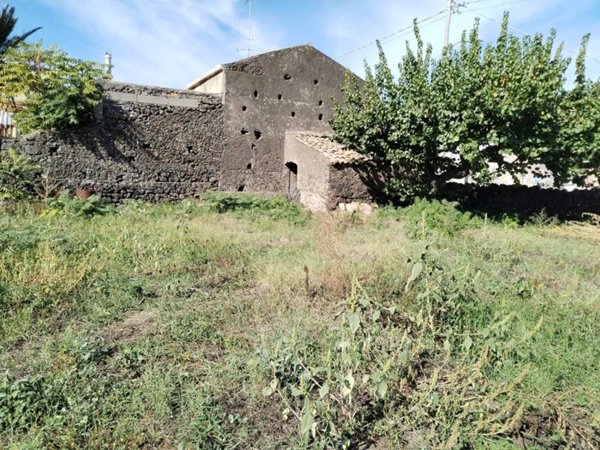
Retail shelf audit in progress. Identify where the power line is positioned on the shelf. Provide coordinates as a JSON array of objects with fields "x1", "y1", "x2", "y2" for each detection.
[
  {"x1": 464, "y1": 0, "x2": 529, "y2": 14},
  {"x1": 336, "y1": 9, "x2": 446, "y2": 59}
]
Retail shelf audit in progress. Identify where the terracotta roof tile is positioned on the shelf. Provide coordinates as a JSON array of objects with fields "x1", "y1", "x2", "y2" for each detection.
[{"x1": 291, "y1": 132, "x2": 369, "y2": 164}]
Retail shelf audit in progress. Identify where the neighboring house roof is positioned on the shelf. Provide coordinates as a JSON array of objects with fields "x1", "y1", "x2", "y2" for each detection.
[
  {"x1": 186, "y1": 64, "x2": 224, "y2": 91},
  {"x1": 290, "y1": 132, "x2": 370, "y2": 164}
]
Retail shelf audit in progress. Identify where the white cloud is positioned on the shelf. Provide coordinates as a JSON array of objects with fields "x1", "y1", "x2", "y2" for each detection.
[
  {"x1": 38, "y1": 0, "x2": 600, "y2": 86},
  {"x1": 42, "y1": 0, "x2": 283, "y2": 87}
]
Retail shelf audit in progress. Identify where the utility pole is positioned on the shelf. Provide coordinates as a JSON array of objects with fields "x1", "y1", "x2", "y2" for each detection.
[
  {"x1": 444, "y1": 0, "x2": 464, "y2": 49},
  {"x1": 443, "y1": 0, "x2": 453, "y2": 48}
]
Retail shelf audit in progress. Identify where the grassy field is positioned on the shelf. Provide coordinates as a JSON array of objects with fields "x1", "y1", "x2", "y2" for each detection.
[{"x1": 0, "y1": 195, "x2": 598, "y2": 449}]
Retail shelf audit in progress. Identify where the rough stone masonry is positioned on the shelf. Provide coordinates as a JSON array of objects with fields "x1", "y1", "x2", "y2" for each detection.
[{"x1": 1, "y1": 81, "x2": 226, "y2": 203}]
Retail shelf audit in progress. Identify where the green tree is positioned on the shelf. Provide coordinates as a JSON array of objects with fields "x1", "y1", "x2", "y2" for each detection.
[
  {"x1": 0, "y1": 42, "x2": 103, "y2": 133},
  {"x1": 331, "y1": 13, "x2": 599, "y2": 203},
  {"x1": 0, "y1": 4, "x2": 40, "y2": 59}
]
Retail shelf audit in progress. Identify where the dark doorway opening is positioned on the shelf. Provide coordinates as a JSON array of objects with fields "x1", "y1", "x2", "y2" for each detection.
[{"x1": 285, "y1": 162, "x2": 298, "y2": 200}]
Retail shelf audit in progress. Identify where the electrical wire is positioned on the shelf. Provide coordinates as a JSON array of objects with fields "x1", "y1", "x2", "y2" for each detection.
[{"x1": 336, "y1": 9, "x2": 446, "y2": 59}]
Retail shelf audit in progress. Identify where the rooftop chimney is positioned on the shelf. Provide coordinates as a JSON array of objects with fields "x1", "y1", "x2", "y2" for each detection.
[{"x1": 103, "y1": 52, "x2": 113, "y2": 78}]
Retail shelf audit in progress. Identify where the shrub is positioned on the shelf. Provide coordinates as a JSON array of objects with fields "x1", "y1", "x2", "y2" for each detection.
[
  {"x1": 44, "y1": 191, "x2": 114, "y2": 217},
  {"x1": 201, "y1": 192, "x2": 309, "y2": 224},
  {"x1": 0, "y1": 149, "x2": 39, "y2": 201},
  {"x1": 0, "y1": 43, "x2": 103, "y2": 133},
  {"x1": 396, "y1": 198, "x2": 479, "y2": 238},
  {"x1": 0, "y1": 374, "x2": 49, "y2": 432}
]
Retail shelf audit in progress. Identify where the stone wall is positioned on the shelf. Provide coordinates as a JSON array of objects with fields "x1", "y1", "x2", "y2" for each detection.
[
  {"x1": 442, "y1": 183, "x2": 600, "y2": 220},
  {"x1": 1, "y1": 81, "x2": 225, "y2": 202},
  {"x1": 328, "y1": 163, "x2": 382, "y2": 208}
]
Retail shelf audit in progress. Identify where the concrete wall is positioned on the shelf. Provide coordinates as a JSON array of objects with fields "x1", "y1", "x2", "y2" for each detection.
[
  {"x1": 1, "y1": 81, "x2": 225, "y2": 202},
  {"x1": 220, "y1": 45, "x2": 349, "y2": 193}
]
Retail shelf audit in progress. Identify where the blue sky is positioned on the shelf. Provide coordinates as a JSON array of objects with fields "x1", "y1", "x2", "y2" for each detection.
[{"x1": 8, "y1": 0, "x2": 600, "y2": 88}]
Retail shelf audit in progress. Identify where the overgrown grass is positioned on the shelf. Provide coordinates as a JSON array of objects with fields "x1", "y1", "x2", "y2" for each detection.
[{"x1": 0, "y1": 195, "x2": 598, "y2": 449}]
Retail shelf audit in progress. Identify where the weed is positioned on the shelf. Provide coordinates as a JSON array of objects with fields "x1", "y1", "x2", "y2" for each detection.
[
  {"x1": 43, "y1": 191, "x2": 114, "y2": 217},
  {"x1": 382, "y1": 198, "x2": 480, "y2": 238},
  {"x1": 0, "y1": 150, "x2": 40, "y2": 201},
  {"x1": 201, "y1": 192, "x2": 309, "y2": 224},
  {"x1": 0, "y1": 200, "x2": 597, "y2": 449}
]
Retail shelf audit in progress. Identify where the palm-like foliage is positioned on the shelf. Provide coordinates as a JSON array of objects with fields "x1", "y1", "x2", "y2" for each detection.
[{"x1": 0, "y1": 4, "x2": 40, "y2": 58}]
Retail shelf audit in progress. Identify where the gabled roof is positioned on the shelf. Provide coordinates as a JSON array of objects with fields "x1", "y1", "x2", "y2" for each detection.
[
  {"x1": 290, "y1": 132, "x2": 370, "y2": 164},
  {"x1": 187, "y1": 44, "x2": 352, "y2": 91}
]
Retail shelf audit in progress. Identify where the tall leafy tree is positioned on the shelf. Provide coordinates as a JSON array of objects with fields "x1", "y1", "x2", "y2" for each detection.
[
  {"x1": 331, "y1": 13, "x2": 599, "y2": 203},
  {"x1": 0, "y1": 42, "x2": 103, "y2": 133},
  {"x1": 0, "y1": 4, "x2": 40, "y2": 59}
]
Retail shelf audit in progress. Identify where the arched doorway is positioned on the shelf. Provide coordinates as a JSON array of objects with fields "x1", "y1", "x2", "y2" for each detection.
[{"x1": 285, "y1": 162, "x2": 298, "y2": 200}]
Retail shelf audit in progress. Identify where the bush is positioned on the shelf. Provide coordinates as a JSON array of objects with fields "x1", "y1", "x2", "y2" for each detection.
[
  {"x1": 0, "y1": 149, "x2": 39, "y2": 201},
  {"x1": 0, "y1": 374, "x2": 49, "y2": 431},
  {"x1": 201, "y1": 192, "x2": 309, "y2": 224},
  {"x1": 44, "y1": 191, "x2": 114, "y2": 218},
  {"x1": 0, "y1": 43, "x2": 103, "y2": 133},
  {"x1": 386, "y1": 198, "x2": 479, "y2": 238}
]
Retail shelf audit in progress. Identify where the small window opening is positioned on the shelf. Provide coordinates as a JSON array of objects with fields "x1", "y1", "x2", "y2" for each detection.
[
  {"x1": 238, "y1": 185, "x2": 245, "y2": 192},
  {"x1": 283, "y1": 74, "x2": 292, "y2": 80},
  {"x1": 241, "y1": 128, "x2": 249, "y2": 135},
  {"x1": 277, "y1": 94, "x2": 282, "y2": 100},
  {"x1": 247, "y1": 163, "x2": 253, "y2": 169},
  {"x1": 318, "y1": 100, "x2": 323, "y2": 106},
  {"x1": 254, "y1": 130, "x2": 262, "y2": 140},
  {"x1": 291, "y1": 111, "x2": 296, "y2": 118},
  {"x1": 242, "y1": 105, "x2": 247, "y2": 111},
  {"x1": 318, "y1": 113, "x2": 323, "y2": 121},
  {"x1": 313, "y1": 79, "x2": 319, "y2": 85},
  {"x1": 253, "y1": 90, "x2": 258, "y2": 97}
]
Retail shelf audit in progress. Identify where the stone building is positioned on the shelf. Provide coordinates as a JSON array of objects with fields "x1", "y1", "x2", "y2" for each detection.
[
  {"x1": 187, "y1": 44, "x2": 350, "y2": 194},
  {"x1": 284, "y1": 132, "x2": 379, "y2": 212},
  {"x1": 1, "y1": 44, "x2": 379, "y2": 208}
]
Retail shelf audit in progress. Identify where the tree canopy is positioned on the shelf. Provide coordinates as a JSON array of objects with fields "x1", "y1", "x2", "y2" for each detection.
[
  {"x1": 0, "y1": 42, "x2": 103, "y2": 133},
  {"x1": 0, "y1": 4, "x2": 40, "y2": 59},
  {"x1": 331, "y1": 13, "x2": 600, "y2": 203}
]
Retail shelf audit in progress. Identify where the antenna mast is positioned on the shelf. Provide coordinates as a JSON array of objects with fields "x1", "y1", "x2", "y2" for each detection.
[{"x1": 247, "y1": 0, "x2": 253, "y2": 57}]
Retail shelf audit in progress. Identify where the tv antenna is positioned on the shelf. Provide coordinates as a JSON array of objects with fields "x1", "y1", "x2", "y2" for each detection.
[{"x1": 245, "y1": 0, "x2": 253, "y2": 57}]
